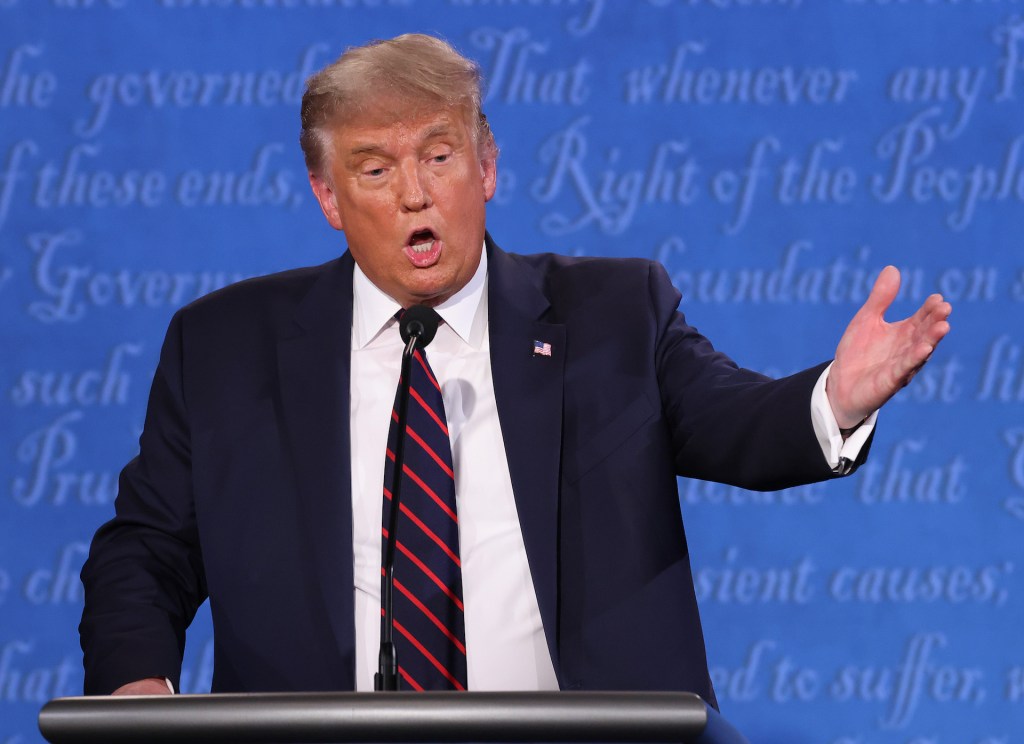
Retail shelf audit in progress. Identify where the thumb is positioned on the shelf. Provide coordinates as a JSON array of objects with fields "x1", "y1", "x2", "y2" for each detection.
[{"x1": 859, "y1": 265, "x2": 901, "y2": 320}]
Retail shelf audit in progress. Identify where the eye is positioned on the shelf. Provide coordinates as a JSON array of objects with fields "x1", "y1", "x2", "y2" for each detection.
[
  {"x1": 426, "y1": 146, "x2": 453, "y2": 165},
  {"x1": 356, "y1": 158, "x2": 388, "y2": 178}
]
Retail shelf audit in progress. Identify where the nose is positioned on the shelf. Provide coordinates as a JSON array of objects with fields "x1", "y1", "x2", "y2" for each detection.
[{"x1": 397, "y1": 159, "x2": 431, "y2": 212}]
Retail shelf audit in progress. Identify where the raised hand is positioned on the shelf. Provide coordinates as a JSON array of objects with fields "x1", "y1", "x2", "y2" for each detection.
[{"x1": 826, "y1": 265, "x2": 952, "y2": 429}]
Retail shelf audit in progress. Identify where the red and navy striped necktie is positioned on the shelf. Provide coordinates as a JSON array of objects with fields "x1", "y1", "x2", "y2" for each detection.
[{"x1": 381, "y1": 327, "x2": 468, "y2": 691}]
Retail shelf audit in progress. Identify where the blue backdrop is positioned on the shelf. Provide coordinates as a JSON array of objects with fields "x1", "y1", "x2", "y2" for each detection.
[{"x1": 2, "y1": 1, "x2": 1023, "y2": 742}]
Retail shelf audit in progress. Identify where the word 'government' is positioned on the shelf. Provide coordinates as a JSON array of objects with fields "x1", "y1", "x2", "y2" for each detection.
[
  {"x1": 75, "y1": 44, "x2": 329, "y2": 137},
  {"x1": 27, "y1": 229, "x2": 251, "y2": 322}
]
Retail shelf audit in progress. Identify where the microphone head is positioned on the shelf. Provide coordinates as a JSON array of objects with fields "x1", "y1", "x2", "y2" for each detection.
[{"x1": 399, "y1": 305, "x2": 440, "y2": 348}]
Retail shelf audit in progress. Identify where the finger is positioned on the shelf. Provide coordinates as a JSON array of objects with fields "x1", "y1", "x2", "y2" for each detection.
[
  {"x1": 910, "y1": 302, "x2": 952, "y2": 345},
  {"x1": 930, "y1": 299, "x2": 952, "y2": 322},
  {"x1": 893, "y1": 341, "x2": 935, "y2": 383},
  {"x1": 904, "y1": 293, "x2": 944, "y2": 328},
  {"x1": 912, "y1": 340, "x2": 938, "y2": 369},
  {"x1": 919, "y1": 294, "x2": 951, "y2": 323},
  {"x1": 859, "y1": 265, "x2": 901, "y2": 319},
  {"x1": 922, "y1": 318, "x2": 951, "y2": 347},
  {"x1": 901, "y1": 298, "x2": 951, "y2": 344},
  {"x1": 916, "y1": 293, "x2": 943, "y2": 318},
  {"x1": 901, "y1": 322, "x2": 948, "y2": 373},
  {"x1": 901, "y1": 358, "x2": 927, "y2": 388}
]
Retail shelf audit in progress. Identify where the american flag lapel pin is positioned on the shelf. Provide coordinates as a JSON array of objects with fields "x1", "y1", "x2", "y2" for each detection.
[{"x1": 533, "y1": 339, "x2": 553, "y2": 357}]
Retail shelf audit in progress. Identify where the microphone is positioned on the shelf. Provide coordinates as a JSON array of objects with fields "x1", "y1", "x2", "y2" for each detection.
[
  {"x1": 398, "y1": 304, "x2": 440, "y2": 347},
  {"x1": 375, "y1": 304, "x2": 441, "y2": 692}
]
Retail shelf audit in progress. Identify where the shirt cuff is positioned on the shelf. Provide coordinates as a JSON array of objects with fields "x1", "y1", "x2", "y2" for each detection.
[
  {"x1": 811, "y1": 362, "x2": 877, "y2": 475},
  {"x1": 164, "y1": 677, "x2": 175, "y2": 694}
]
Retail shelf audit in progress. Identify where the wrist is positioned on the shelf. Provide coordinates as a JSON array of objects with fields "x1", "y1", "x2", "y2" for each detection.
[{"x1": 825, "y1": 367, "x2": 865, "y2": 430}]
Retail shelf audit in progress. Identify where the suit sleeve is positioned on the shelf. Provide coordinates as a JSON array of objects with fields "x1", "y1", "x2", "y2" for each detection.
[
  {"x1": 648, "y1": 262, "x2": 869, "y2": 490},
  {"x1": 79, "y1": 310, "x2": 208, "y2": 695}
]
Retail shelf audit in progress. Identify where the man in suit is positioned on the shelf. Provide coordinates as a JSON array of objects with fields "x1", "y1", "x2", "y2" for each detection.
[{"x1": 80, "y1": 34, "x2": 951, "y2": 702}]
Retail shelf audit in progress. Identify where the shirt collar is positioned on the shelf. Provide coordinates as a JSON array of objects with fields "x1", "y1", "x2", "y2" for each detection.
[{"x1": 351, "y1": 246, "x2": 488, "y2": 349}]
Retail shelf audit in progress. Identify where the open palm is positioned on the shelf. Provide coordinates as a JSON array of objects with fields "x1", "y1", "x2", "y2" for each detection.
[{"x1": 827, "y1": 266, "x2": 952, "y2": 429}]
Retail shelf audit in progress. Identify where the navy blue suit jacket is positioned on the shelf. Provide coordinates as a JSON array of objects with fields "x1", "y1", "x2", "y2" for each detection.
[{"x1": 81, "y1": 239, "x2": 855, "y2": 703}]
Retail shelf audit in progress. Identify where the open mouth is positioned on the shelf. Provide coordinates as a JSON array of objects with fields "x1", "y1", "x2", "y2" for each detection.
[
  {"x1": 404, "y1": 228, "x2": 442, "y2": 268},
  {"x1": 408, "y1": 228, "x2": 437, "y2": 254}
]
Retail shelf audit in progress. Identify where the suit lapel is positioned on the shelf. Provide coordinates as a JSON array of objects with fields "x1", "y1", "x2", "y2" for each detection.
[
  {"x1": 276, "y1": 254, "x2": 356, "y2": 685},
  {"x1": 486, "y1": 239, "x2": 566, "y2": 678}
]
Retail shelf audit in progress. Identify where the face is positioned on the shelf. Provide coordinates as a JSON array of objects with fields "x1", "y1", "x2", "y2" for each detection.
[{"x1": 309, "y1": 103, "x2": 497, "y2": 308}]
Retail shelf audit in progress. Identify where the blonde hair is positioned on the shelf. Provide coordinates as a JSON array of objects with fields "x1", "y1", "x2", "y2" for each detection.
[{"x1": 300, "y1": 33, "x2": 496, "y2": 175}]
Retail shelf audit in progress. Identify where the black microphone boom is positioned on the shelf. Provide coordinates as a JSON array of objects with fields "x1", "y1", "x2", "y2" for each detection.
[{"x1": 375, "y1": 304, "x2": 441, "y2": 692}]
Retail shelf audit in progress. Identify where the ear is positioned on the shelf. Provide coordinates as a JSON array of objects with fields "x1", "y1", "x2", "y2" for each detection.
[
  {"x1": 309, "y1": 172, "x2": 344, "y2": 231},
  {"x1": 480, "y1": 155, "x2": 498, "y2": 203}
]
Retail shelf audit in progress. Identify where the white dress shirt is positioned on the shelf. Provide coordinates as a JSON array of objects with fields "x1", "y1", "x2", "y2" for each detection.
[
  {"x1": 347, "y1": 249, "x2": 874, "y2": 691},
  {"x1": 350, "y1": 251, "x2": 560, "y2": 691}
]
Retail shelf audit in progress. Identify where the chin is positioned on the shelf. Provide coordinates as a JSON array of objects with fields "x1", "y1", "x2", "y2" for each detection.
[{"x1": 405, "y1": 278, "x2": 456, "y2": 306}]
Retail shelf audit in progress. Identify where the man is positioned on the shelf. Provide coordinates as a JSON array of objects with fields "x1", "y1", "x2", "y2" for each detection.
[{"x1": 80, "y1": 34, "x2": 951, "y2": 702}]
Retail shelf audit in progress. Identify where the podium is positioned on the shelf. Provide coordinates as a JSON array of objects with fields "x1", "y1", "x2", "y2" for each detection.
[{"x1": 39, "y1": 691, "x2": 749, "y2": 743}]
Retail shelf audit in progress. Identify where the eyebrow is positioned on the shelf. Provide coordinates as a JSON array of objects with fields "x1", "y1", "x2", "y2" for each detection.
[
  {"x1": 346, "y1": 123, "x2": 460, "y2": 159},
  {"x1": 421, "y1": 123, "x2": 456, "y2": 142},
  {"x1": 347, "y1": 144, "x2": 387, "y2": 158}
]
